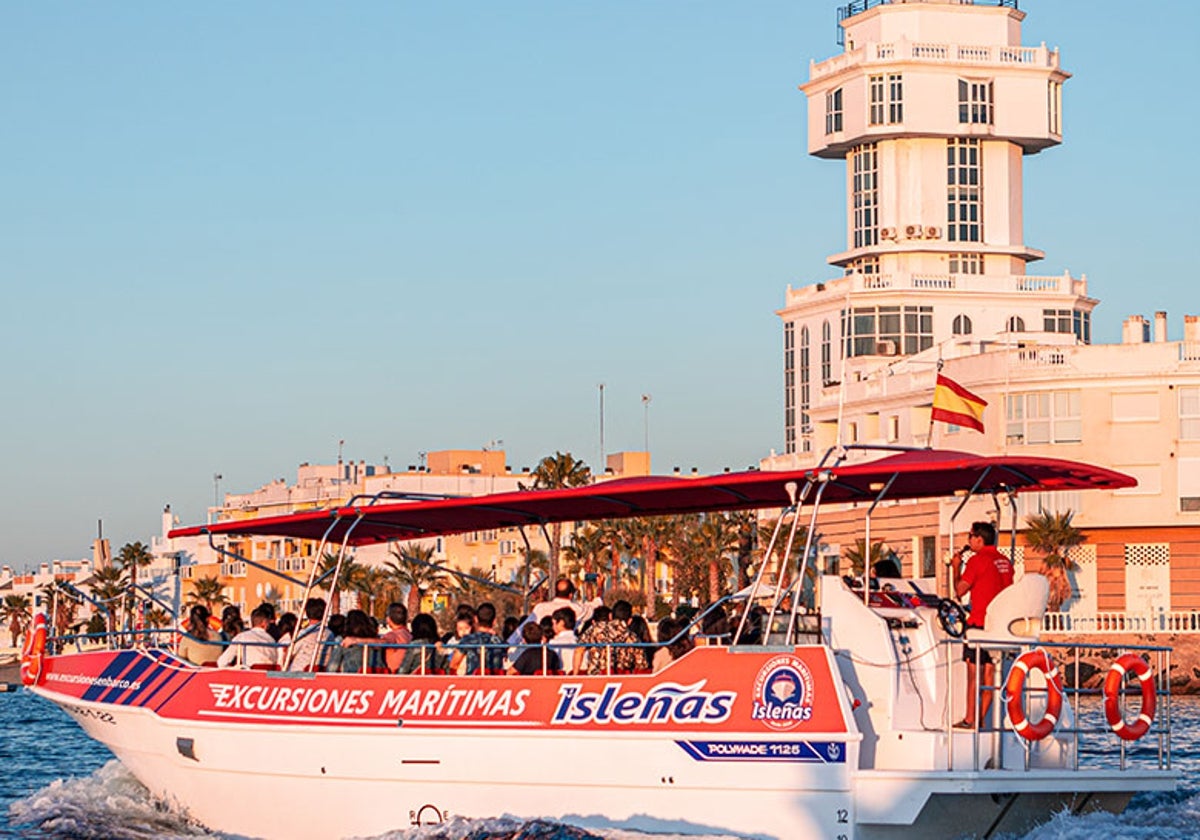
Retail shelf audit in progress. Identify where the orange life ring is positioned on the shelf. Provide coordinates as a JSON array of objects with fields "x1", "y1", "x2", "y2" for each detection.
[
  {"x1": 19, "y1": 613, "x2": 47, "y2": 687},
  {"x1": 1005, "y1": 649, "x2": 1063, "y2": 740},
  {"x1": 1103, "y1": 653, "x2": 1156, "y2": 741}
]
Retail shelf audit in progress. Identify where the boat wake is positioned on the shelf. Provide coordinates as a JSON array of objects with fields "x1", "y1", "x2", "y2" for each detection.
[
  {"x1": 7, "y1": 760, "x2": 214, "y2": 839},
  {"x1": 1014, "y1": 788, "x2": 1200, "y2": 840},
  {"x1": 7, "y1": 758, "x2": 1196, "y2": 840},
  {"x1": 4, "y1": 760, "x2": 736, "y2": 840}
]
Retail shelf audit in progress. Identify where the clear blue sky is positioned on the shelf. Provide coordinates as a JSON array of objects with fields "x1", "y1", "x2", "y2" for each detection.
[{"x1": 1, "y1": 1, "x2": 1194, "y2": 567}]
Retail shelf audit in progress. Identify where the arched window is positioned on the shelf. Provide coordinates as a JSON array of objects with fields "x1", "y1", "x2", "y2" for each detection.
[
  {"x1": 800, "y1": 327, "x2": 811, "y2": 437},
  {"x1": 1007, "y1": 316, "x2": 1025, "y2": 332},
  {"x1": 820, "y1": 321, "x2": 832, "y2": 384},
  {"x1": 952, "y1": 314, "x2": 973, "y2": 336}
]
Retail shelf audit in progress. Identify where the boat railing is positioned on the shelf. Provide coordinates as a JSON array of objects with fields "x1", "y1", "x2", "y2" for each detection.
[{"x1": 945, "y1": 636, "x2": 1171, "y2": 774}]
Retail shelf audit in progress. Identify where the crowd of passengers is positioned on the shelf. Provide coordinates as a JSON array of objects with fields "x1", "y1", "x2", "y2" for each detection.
[{"x1": 175, "y1": 578, "x2": 762, "y2": 675}]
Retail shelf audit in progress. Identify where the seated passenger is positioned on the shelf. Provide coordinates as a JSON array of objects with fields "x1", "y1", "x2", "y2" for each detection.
[
  {"x1": 177, "y1": 605, "x2": 225, "y2": 665},
  {"x1": 450, "y1": 602, "x2": 505, "y2": 674},
  {"x1": 548, "y1": 607, "x2": 578, "y2": 667},
  {"x1": 873, "y1": 554, "x2": 902, "y2": 579},
  {"x1": 573, "y1": 599, "x2": 639, "y2": 675},
  {"x1": 698, "y1": 605, "x2": 731, "y2": 645},
  {"x1": 397, "y1": 613, "x2": 444, "y2": 675},
  {"x1": 338, "y1": 609, "x2": 380, "y2": 674},
  {"x1": 628, "y1": 614, "x2": 653, "y2": 671},
  {"x1": 218, "y1": 604, "x2": 278, "y2": 669},
  {"x1": 287, "y1": 598, "x2": 336, "y2": 671},
  {"x1": 380, "y1": 603, "x2": 412, "y2": 674},
  {"x1": 507, "y1": 622, "x2": 561, "y2": 675},
  {"x1": 652, "y1": 616, "x2": 694, "y2": 672}
]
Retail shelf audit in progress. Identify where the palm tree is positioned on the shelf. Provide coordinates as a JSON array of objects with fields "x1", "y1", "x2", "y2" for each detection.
[
  {"x1": 145, "y1": 607, "x2": 172, "y2": 630},
  {"x1": 38, "y1": 581, "x2": 77, "y2": 638},
  {"x1": 561, "y1": 526, "x2": 602, "y2": 582},
  {"x1": 525, "y1": 451, "x2": 591, "y2": 589},
  {"x1": 1023, "y1": 510, "x2": 1086, "y2": 611},
  {"x1": 115, "y1": 541, "x2": 154, "y2": 630},
  {"x1": 448, "y1": 566, "x2": 496, "y2": 607},
  {"x1": 843, "y1": 538, "x2": 888, "y2": 578},
  {"x1": 516, "y1": 547, "x2": 549, "y2": 596},
  {"x1": 315, "y1": 552, "x2": 364, "y2": 615},
  {"x1": 694, "y1": 514, "x2": 742, "y2": 604},
  {"x1": 351, "y1": 567, "x2": 390, "y2": 618},
  {"x1": 595, "y1": 518, "x2": 634, "y2": 596},
  {"x1": 186, "y1": 574, "x2": 229, "y2": 613},
  {"x1": 1, "y1": 593, "x2": 31, "y2": 648},
  {"x1": 664, "y1": 514, "x2": 706, "y2": 605},
  {"x1": 386, "y1": 544, "x2": 447, "y2": 617},
  {"x1": 90, "y1": 565, "x2": 127, "y2": 634}
]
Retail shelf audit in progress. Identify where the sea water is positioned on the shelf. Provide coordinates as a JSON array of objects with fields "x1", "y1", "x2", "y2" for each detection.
[{"x1": 2, "y1": 689, "x2": 1196, "y2": 840}]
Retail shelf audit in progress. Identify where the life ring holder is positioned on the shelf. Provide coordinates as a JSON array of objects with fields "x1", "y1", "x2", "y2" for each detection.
[
  {"x1": 1103, "y1": 653, "x2": 1156, "y2": 741},
  {"x1": 1004, "y1": 648, "x2": 1064, "y2": 740}
]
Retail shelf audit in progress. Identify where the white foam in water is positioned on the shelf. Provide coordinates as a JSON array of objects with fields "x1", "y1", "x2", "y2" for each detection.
[
  {"x1": 8, "y1": 759, "x2": 216, "y2": 840},
  {"x1": 1014, "y1": 790, "x2": 1200, "y2": 840},
  {"x1": 358, "y1": 816, "x2": 742, "y2": 840}
]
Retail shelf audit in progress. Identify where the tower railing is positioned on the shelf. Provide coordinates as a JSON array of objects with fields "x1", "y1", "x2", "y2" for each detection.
[
  {"x1": 837, "y1": 0, "x2": 1018, "y2": 46},
  {"x1": 814, "y1": 40, "x2": 1057, "y2": 80}
]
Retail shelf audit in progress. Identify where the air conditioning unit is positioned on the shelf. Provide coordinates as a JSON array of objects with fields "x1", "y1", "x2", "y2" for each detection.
[
  {"x1": 905, "y1": 224, "x2": 923, "y2": 239},
  {"x1": 926, "y1": 225, "x2": 941, "y2": 239},
  {"x1": 880, "y1": 226, "x2": 896, "y2": 240},
  {"x1": 875, "y1": 340, "x2": 898, "y2": 356}
]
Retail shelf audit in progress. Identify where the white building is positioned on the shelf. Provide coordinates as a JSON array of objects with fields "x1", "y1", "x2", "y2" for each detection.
[{"x1": 774, "y1": 0, "x2": 1200, "y2": 625}]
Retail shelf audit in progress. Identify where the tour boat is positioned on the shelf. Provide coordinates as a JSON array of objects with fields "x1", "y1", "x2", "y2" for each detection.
[{"x1": 23, "y1": 448, "x2": 1175, "y2": 839}]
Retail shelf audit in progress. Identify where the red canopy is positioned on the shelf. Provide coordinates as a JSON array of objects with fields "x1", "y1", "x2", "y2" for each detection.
[{"x1": 169, "y1": 450, "x2": 1134, "y2": 546}]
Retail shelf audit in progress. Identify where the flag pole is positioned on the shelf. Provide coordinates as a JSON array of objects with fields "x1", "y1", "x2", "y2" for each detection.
[{"x1": 926, "y1": 358, "x2": 943, "y2": 448}]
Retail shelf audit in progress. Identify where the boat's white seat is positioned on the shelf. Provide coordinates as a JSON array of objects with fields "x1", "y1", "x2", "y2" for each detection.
[{"x1": 964, "y1": 573, "x2": 1049, "y2": 646}]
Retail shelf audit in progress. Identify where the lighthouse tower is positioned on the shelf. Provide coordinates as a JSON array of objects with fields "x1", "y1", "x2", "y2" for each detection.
[{"x1": 780, "y1": 0, "x2": 1083, "y2": 456}]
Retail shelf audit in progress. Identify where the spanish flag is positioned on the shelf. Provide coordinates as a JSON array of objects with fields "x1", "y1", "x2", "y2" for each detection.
[{"x1": 931, "y1": 374, "x2": 987, "y2": 432}]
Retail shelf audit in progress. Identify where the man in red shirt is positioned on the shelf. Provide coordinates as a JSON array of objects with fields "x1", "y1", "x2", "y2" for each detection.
[{"x1": 950, "y1": 521, "x2": 1013, "y2": 728}]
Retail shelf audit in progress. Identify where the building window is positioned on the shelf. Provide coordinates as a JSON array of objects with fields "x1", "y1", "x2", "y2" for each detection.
[
  {"x1": 919, "y1": 535, "x2": 936, "y2": 579},
  {"x1": 869, "y1": 74, "x2": 903, "y2": 126},
  {"x1": 949, "y1": 253, "x2": 982, "y2": 274},
  {"x1": 1181, "y1": 458, "x2": 1200, "y2": 512},
  {"x1": 847, "y1": 256, "x2": 879, "y2": 275},
  {"x1": 947, "y1": 139, "x2": 981, "y2": 242},
  {"x1": 1043, "y1": 308, "x2": 1091, "y2": 343},
  {"x1": 886, "y1": 415, "x2": 900, "y2": 443},
  {"x1": 958, "y1": 79, "x2": 994, "y2": 124},
  {"x1": 800, "y1": 326, "x2": 811, "y2": 439},
  {"x1": 1005, "y1": 391, "x2": 1082, "y2": 445},
  {"x1": 821, "y1": 320, "x2": 833, "y2": 385},
  {"x1": 851, "y1": 144, "x2": 879, "y2": 249},
  {"x1": 1182, "y1": 387, "x2": 1200, "y2": 440},
  {"x1": 784, "y1": 322, "x2": 795, "y2": 454},
  {"x1": 952, "y1": 314, "x2": 973, "y2": 336},
  {"x1": 1007, "y1": 316, "x2": 1025, "y2": 332},
  {"x1": 889, "y1": 74, "x2": 903, "y2": 123},
  {"x1": 843, "y1": 305, "x2": 932, "y2": 357},
  {"x1": 869, "y1": 75, "x2": 884, "y2": 125},
  {"x1": 826, "y1": 87, "x2": 843, "y2": 134},
  {"x1": 1048, "y1": 80, "x2": 1062, "y2": 134}
]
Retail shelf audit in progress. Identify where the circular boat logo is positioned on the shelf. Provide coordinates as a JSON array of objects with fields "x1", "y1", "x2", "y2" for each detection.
[{"x1": 752, "y1": 655, "x2": 815, "y2": 731}]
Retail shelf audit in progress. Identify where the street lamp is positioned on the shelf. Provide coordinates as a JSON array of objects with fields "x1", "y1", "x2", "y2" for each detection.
[
  {"x1": 641, "y1": 394, "x2": 652, "y2": 455},
  {"x1": 211, "y1": 473, "x2": 223, "y2": 523},
  {"x1": 598, "y1": 383, "x2": 606, "y2": 472}
]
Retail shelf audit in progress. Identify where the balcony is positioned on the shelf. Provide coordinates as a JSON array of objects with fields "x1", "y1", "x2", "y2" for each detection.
[
  {"x1": 785, "y1": 271, "x2": 1085, "y2": 307},
  {"x1": 813, "y1": 39, "x2": 1057, "y2": 83}
]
